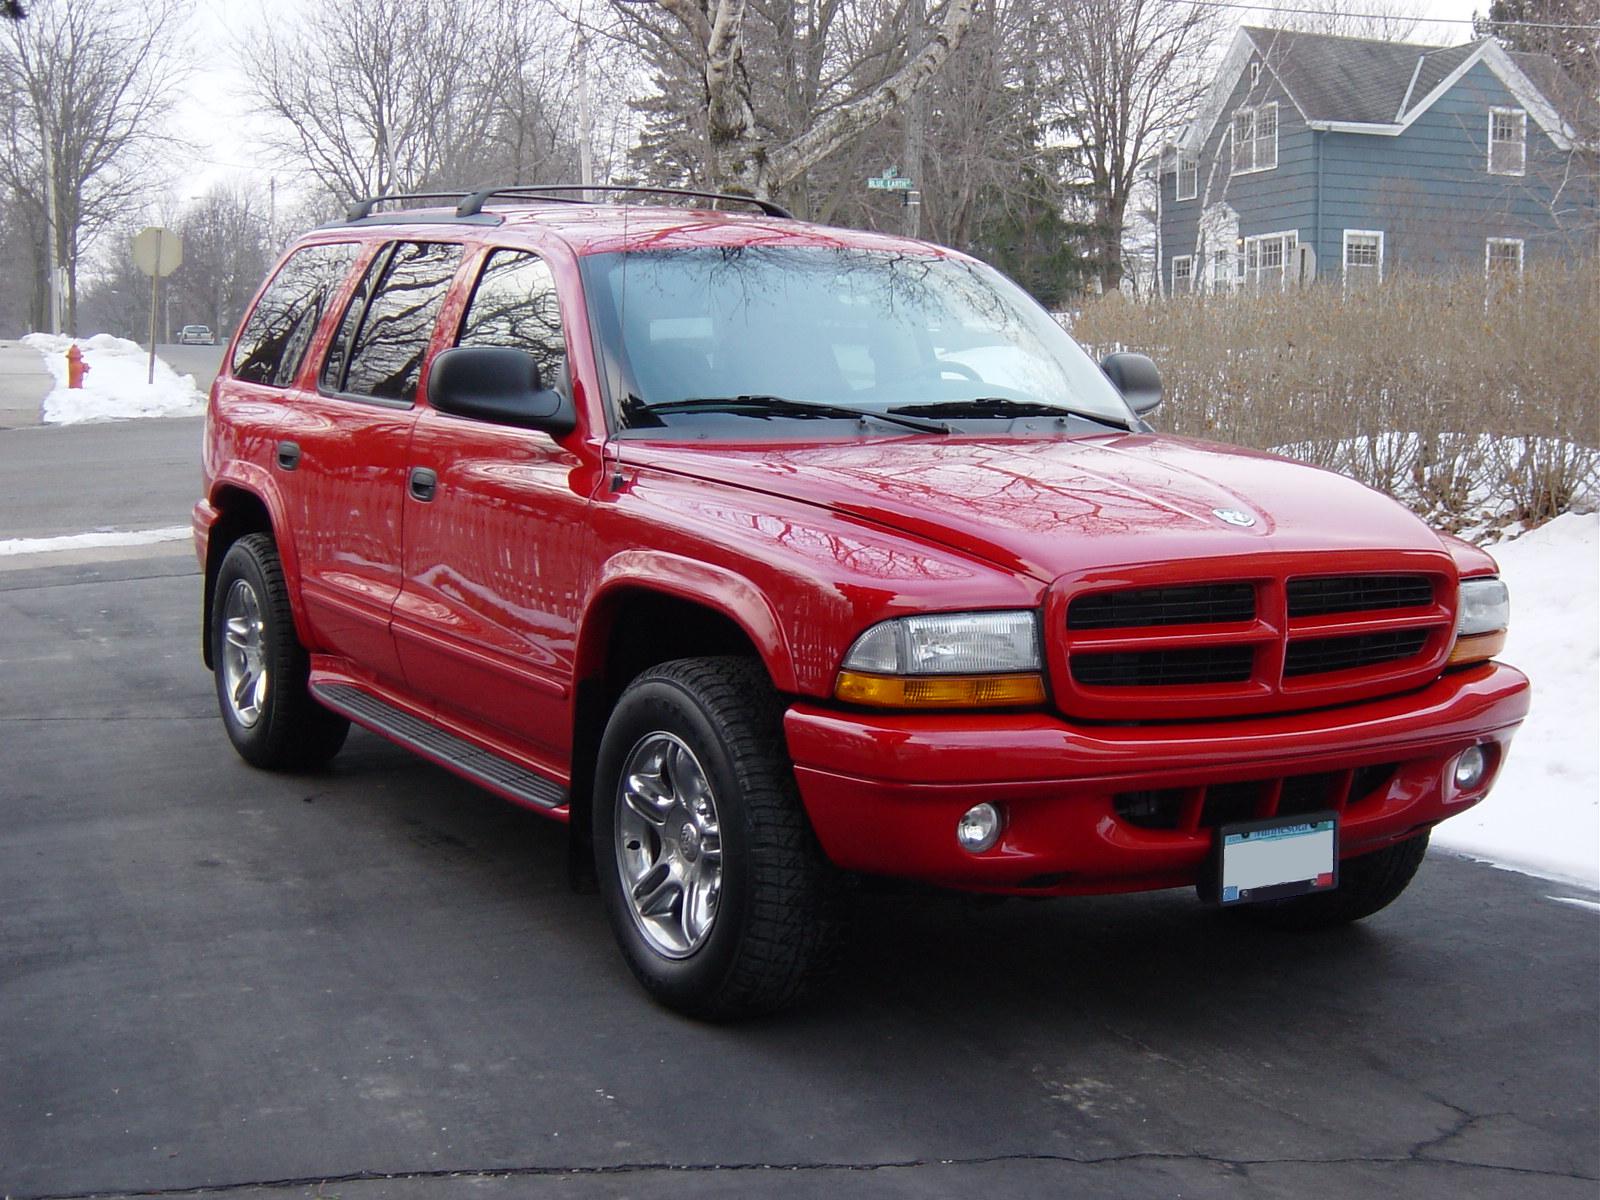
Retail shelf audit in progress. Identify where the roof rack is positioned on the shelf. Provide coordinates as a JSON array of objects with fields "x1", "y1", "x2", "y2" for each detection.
[
  {"x1": 344, "y1": 192, "x2": 488, "y2": 222},
  {"x1": 454, "y1": 185, "x2": 793, "y2": 220}
]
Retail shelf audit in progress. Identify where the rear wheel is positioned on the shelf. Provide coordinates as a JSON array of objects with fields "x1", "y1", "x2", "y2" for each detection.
[
  {"x1": 211, "y1": 533, "x2": 349, "y2": 770},
  {"x1": 1235, "y1": 833, "x2": 1430, "y2": 931},
  {"x1": 593, "y1": 657, "x2": 837, "y2": 1019}
]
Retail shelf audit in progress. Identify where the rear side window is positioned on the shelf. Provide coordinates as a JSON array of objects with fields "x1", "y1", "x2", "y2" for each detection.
[
  {"x1": 231, "y1": 243, "x2": 359, "y2": 386},
  {"x1": 457, "y1": 250, "x2": 567, "y2": 391},
  {"x1": 333, "y1": 242, "x2": 462, "y2": 404}
]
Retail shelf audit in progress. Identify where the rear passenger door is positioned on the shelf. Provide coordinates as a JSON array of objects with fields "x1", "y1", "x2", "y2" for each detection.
[
  {"x1": 287, "y1": 240, "x2": 462, "y2": 685},
  {"x1": 393, "y1": 247, "x2": 591, "y2": 760}
]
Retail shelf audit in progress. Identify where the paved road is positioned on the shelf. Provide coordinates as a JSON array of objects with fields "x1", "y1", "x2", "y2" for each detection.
[{"x1": 1, "y1": 423, "x2": 1596, "y2": 1200}]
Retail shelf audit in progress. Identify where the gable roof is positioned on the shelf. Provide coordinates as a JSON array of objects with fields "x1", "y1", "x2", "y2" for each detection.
[{"x1": 1176, "y1": 27, "x2": 1587, "y2": 158}]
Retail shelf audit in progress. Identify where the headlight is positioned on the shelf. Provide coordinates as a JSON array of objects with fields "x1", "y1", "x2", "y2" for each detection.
[
  {"x1": 1449, "y1": 577, "x2": 1509, "y2": 665},
  {"x1": 836, "y1": 611, "x2": 1045, "y2": 708}
]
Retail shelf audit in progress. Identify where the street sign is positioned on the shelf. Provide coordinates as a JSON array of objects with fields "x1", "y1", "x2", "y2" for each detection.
[
  {"x1": 867, "y1": 166, "x2": 914, "y2": 191},
  {"x1": 132, "y1": 227, "x2": 182, "y2": 278}
]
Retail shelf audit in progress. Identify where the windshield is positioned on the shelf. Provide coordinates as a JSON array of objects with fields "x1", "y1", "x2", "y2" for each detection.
[{"x1": 581, "y1": 245, "x2": 1133, "y2": 435}]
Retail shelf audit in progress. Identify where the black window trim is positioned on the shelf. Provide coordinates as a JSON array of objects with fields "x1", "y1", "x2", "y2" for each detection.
[
  {"x1": 450, "y1": 244, "x2": 574, "y2": 404},
  {"x1": 228, "y1": 239, "x2": 363, "y2": 391},
  {"x1": 315, "y1": 238, "x2": 466, "y2": 411}
]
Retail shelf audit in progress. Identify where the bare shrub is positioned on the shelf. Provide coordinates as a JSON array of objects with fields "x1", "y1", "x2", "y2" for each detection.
[{"x1": 1071, "y1": 263, "x2": 1600, "y2": 535}]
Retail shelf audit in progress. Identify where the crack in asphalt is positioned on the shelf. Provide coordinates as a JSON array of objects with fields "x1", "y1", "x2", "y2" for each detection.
[{"x1": 11, "y1": 1148, "x2": 1597, "y2": 1200}]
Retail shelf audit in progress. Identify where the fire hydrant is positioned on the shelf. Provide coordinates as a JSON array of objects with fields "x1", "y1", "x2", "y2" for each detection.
[{"x1": 66, "y1": 343, "x2": 89, "y2": 390}]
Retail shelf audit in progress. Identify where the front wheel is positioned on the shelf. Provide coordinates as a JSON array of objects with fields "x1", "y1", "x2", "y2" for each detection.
[
  {"x1": 1234, "y1": 832, "x2": 1431, "y2": 931},
  {"x1": 593, "y1": 657, "x2": 837, "y2": 1019}
]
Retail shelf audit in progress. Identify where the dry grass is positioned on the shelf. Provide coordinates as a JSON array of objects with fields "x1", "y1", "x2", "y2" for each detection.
[{"x1": 1072, "y1": 264, "x2": 1600, "y2": 534}]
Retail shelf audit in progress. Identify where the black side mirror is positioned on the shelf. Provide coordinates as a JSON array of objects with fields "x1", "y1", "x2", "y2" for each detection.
[
  {"x1": 427, "y1": 346, "x2": 576, "y2": 437},
  {"x1": 1099, "y1": 352, "x2": 1162, "y2": 417}
]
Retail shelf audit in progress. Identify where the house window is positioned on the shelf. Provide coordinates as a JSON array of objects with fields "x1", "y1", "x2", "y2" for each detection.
[
  {"x1": 1486, "y1": 237, "x2": 1524, "y2": 282},
  {"x1": 1342, "y1": 230, "x2": 1384, "y2": 289},
  {"x1": 1212, "y1": 250, "x2": 1234, "y2": 292},
  {"x1": 1176, "y1": 156, "x2": 1197, "y2": 202},
  {"x1": 1232, "y1": 103, "x2": 1278, "y2": 174},
  {"x1": 1250, "y1": 62, "x2": 1262, "y2": 85},
  {"x1": 1241, "y1": 231, "x2": 1296, "y2": 291},
  {"x1": 1488, "y1": 108, "x2": 1526, "y2": 175},
  {"x1": 1172, "y1": 256, "x2": 1194, "y2": 295}
]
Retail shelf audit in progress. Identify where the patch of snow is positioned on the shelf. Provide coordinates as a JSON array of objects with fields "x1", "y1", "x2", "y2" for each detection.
[
  {"x1": 1548, "y1": 896, "x2": 1600, "y2": 914},
  {"x1": 0, "y1": 526, "x2": 192, "y2": 556},
  {"x1": 1431, "y1": 512, "x2": 1600, "y2": 892},
  {"x1": 23, "y1": 333, "x2": 205, "y2": 424}
]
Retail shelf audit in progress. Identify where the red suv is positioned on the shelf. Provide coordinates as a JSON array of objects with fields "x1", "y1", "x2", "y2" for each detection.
[{"x1": 195, "y1": 186, "x2": 1529, "y2": 1017}]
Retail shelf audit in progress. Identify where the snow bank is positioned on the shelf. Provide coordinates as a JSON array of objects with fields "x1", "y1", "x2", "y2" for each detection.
[
  {"x1": 1431, "y1": 512, "x2": 1600, "y2": 891},
  {"x1": 23, "y1": 333, "x2": 205, "y2": 424},
  {"x1": 0, "y1": 526, "x2": 192, "y2": 557}
]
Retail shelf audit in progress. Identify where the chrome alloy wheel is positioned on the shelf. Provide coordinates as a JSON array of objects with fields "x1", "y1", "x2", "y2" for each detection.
[
  {"x1": 220, "y1": 578, "x2": 269, "y2": 727},
  {"x1": 614, "y1": 732, "x2": 724, "y2": 959}
]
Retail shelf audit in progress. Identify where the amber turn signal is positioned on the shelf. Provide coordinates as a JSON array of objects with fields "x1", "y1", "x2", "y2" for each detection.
[
  {"x1": 1447, "y1": 630, "x2": 1507, "y2": 666},
  {"x1": 835, "y1": 671, "x2": 1047, "y2": 708}
]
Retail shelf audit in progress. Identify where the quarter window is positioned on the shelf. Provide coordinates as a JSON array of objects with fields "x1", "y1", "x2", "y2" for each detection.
[
  {"x1": 230, "y1": 243, "x2": 359, "y2": 387},
  {"x1": 1232, "y1": 103, "x2": 1278, "y2": 174},
  {"x1": 333, "y1": 242, "x2": 462, "y2": 403},
  {"x1": 457, "y1": 250, "x2": 568, "y2": 392},
  {"x1": 1488, "y1": 108, "x2": 1526, "y2": 175}
]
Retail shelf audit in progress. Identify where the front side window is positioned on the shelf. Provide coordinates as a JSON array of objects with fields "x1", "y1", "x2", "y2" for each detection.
[
  {"x1": 1489, "y1": 108, "x2": 1526, "y2": 175},
  {"x1": 457, "y1": 250, "x2": 568, "y2": 391},
  {"x1": 330, "y1": 241, "x2": 462, "y2": 403},
  {"x1": 1172, "y1": 256, "x2": 1194, "y2": 295},
  {"x1": 1232, "y1": 103, "x2": 1278, "y2": 174},
  {"x1": 581, "y1": 245, "x2": 1134, "y2": 437},
  {"x1": 1343, "y1": 231, "x2": 1383, "y2": 289},
  {"x1": 231, "y1": 242, "x2": 359, "y2": 387},
  {"x1": 1176, "y1": 156, "x2": 1198, "y2": 201}
]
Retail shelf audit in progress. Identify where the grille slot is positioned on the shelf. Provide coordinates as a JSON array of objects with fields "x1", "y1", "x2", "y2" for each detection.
[
  {"x1": 1284, "y1": 629, "x2": 1429, "y2": 677},
  {"x1": 1068, "y1": 583, "x2": 1255, "y2": 630},
  {"x1": 1288, "y1": 574, "x2": 1433, "y2": 616},
  {"x1": 1112, "y1": 762, "x2": 1401, "y2": 831},
  {"x1": 1071, "y1": 645, "x2": 1254, "y2": 687}
]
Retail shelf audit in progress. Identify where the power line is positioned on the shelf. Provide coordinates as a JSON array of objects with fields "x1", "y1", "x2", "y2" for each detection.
[{"x1": 1180, "y1": 0, "x2": 1600, "y2": 31}]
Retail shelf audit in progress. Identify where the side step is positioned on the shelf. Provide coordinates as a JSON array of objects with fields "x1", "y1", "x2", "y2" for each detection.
[{"x1": 312, "y1": 681, "x2": 567, "y2": 811}]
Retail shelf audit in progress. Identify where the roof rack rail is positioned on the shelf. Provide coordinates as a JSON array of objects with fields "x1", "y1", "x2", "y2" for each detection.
[
  {"x1": 454, "y1": 185, "x2": 794, "y2": 220},
  {"x1": 345, "y1": 192, "x2": 489, "y2": 222}
]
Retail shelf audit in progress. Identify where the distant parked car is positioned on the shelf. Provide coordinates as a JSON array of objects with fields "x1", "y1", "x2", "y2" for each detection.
[{"x1": 178, "y1": 324, "x2": 214, "y2": 345}]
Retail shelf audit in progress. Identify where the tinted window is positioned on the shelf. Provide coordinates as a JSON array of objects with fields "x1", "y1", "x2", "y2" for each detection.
[
  {"x1": 231, "y1": 243, "x2": 358, "y2": 386},
  {"x1": 339, "y1": 242, "x2": 462, "y2": 403},
  {"x1": 458, "y1": 250, "x2": 567, "y2": 390},
  {"x1": 320, "y1": 249, "x2": 385, "y2": 392}
]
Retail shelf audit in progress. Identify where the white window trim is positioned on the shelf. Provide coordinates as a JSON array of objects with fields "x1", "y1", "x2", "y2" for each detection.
[
  {"x1": 1485, "y1": 237, "x2": 1524, "y2": 278},
  {"x1": 1488, "y1": 107, "x2": 1526, "y2": 177},
  {"x1": 1171, "y1": 255, "x2": 1194, "y2": 294},
  {"x1": 1342, "y1": 229, "x2": 1385, "y2": 285},
  {"x1": 1240, "y1": 229, "x2": 1298, "y2": 291},
  {"x1": 1232, "y1": 102, "x2": 1279, "y2": 176},
  {"x1": 1175, "y1": 156, "x2": 1198, "y2": 202}
]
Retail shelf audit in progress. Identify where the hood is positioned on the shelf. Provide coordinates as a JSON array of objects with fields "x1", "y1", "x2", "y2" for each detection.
[{"x1": 624, "y1": 433, "x2": 1451, "y2": 582}]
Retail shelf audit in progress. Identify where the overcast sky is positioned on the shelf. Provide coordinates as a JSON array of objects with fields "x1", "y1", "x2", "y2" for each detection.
[{"x1": 166, "y1": 0, "x2": 1492, "y2": 213}]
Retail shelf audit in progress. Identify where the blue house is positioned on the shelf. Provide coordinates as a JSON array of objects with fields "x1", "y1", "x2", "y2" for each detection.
[{"x1": 1156, "y1": 27, "x2": 1597, "y2": 295}]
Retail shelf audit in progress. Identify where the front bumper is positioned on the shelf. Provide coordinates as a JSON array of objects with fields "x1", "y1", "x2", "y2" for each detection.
[{"x1": 784, "y1": 661, "x2": 1529, "y2": 895}]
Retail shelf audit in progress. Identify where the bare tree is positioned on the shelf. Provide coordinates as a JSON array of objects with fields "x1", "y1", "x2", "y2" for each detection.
[
  {"x1": 608, "y1": 0, "x2": 977, "y2": 202},
  {"x1": 0, "y1": 0, "x2": 190, "y2": 332},
  {"x1": 166, "y1": 182, "x2": 277, "y2": 337},
  {"x1": 1263, "y1": 0, "x2": 1426, "y2": 42},
  {"x1": 243, "y1": 0, "x2": 581, "y2": 204},
  {"x1": 1038, "y1": 0, "x2": 1217, "y2": 293}
]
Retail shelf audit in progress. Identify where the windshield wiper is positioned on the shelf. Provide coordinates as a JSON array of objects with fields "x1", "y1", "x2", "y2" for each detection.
[
  {"x1": 891, "y1": 397, "x2": 1132, "y2": 431},
  {"x1": 645, "y1": 395, "x2": 949, "y2": 434}
]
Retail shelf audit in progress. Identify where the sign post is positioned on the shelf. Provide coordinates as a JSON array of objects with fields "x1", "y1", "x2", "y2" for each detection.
[{"x1": 132, "y1": 227, "x2": 183, "y2": 385}]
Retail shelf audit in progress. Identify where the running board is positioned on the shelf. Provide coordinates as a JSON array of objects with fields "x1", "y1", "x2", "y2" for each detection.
[{"x1": 312, "y1": 681, "x2": 567, "y2": 811}]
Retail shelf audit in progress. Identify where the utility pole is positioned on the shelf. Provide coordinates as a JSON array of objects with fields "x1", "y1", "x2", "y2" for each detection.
[
  {"x1": 42, "y1": 129, "x2": 61, "y2": 335},
  {"x1": 902, "y1": 0, "x2": 926, "y2": 240}
]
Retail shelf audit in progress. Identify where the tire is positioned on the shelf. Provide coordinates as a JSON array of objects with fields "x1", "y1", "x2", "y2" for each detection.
[
  {"x1": 593, "y1": 657, "x2": 837, "y2": 1019},
  {"x1": 211, "y1": 532, "x2": 349, "y2": 770},
  {"x1": 1235, "y1": 832, "x2": 1430, "y2": 931}
]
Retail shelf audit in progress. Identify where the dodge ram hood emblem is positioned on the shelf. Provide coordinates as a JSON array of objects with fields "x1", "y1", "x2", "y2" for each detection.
[{"x1": 1213, "y1": 508, "x2": 1257, "y2": 527}]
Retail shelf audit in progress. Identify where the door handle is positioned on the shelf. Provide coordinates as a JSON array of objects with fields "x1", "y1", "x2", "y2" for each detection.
[
  {"x1": 276, "y1": 440, "x2": 301, "y2": 470},
  {"x1": 409, "y1": 467, "x2": 438, "y2": 502}
]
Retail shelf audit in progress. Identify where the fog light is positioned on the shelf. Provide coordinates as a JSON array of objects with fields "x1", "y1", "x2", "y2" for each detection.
[
  {"x1": 1454, "y1": 745, "x2": 1487, "y2": 791},
  {"x1": 957, "y1": 803, "x2": 1003, "y2": 853}
]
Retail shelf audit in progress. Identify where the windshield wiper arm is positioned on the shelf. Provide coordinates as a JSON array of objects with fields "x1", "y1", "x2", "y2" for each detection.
[
  {"x1": 891, "y1": 397, "x2": 1132, "y2": 430},
  {"x1": 646, "y1": 395, "x2": 949, "y2": 434}
]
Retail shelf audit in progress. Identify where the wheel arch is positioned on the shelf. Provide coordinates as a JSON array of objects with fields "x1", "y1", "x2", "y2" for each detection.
[{"x1": 202, "y1": 482, "x2": 306, "y2": 668}]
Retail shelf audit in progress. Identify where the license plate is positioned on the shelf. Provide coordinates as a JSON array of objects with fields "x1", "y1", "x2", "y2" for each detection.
[{"x1": 1210, "y1": 813, "x2": 1338, "y2": 905}]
